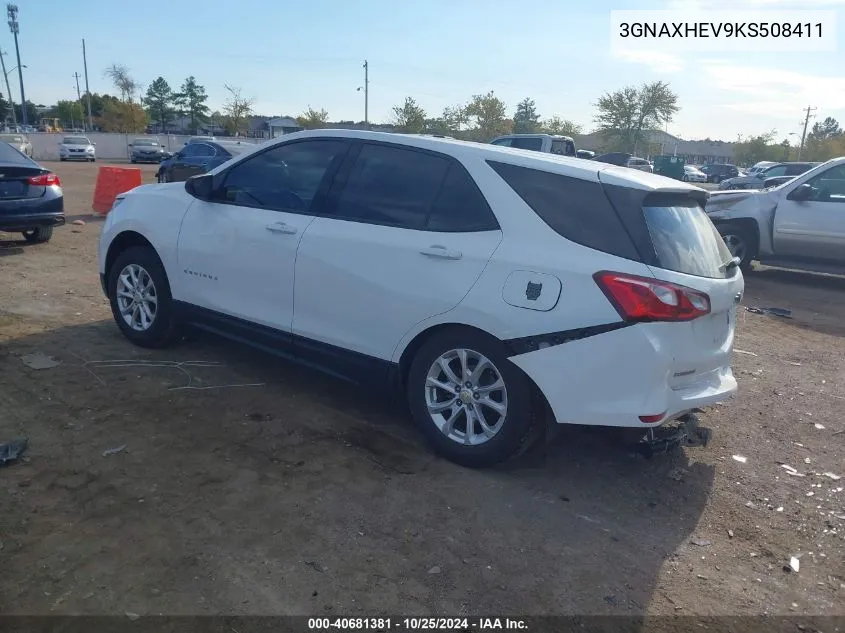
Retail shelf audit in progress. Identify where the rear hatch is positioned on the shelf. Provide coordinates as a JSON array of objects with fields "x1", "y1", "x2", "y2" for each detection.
[{"x1": 600, "y1": 182, "x2": 744, "y2": 391}]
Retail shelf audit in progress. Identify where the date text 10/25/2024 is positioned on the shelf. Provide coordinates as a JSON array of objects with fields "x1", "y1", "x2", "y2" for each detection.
[{"x1": 308, "y1": 618, "x2": 529, "y2": 630}]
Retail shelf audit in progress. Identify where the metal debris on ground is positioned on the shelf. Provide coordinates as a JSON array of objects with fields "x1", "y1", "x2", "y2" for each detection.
[
  {"x1": 732, "y1": 455, "x2": 747, "y2": 463},
  {"x1": 734, "y1": 349, "x2": 758, "y2": 356},
  {"x1": 745, "y1": 306, "x2": 792, "y2": 318},
  {"x1": 20, "y1": 352, "x2": 60, "y2": 370},
  {"x1": 780, "y1": 464, "x2": 799, "y2": 474},
  {"x1": 102, "y1": 444, "x2": 127, "y2": 457},
  {"x1": 0, "y1": 438, "x2": 28, "y2": 466},
  {"x1": 789, "y1": 557, "x2": 800, "y2": 573},
  {"x1": 691, "y1": 537, "x2": 711, "y2": 547}
]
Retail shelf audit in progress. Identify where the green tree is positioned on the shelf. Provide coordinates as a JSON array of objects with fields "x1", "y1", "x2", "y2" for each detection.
[
  {"x1": 594, "y1": 81, "x2": 679, "y2": 153},
  {"x1": 143, "y1": 77, "x2": 175, "y2": 132},
  {"x1": 296, "y1": 106, "x2": 329, "y2": 129},
  {"x1": 14, "y1": 100, "x2": 38, "y2": 126},
  {"x1": 442, "y1": 104, "x2": 469, "y2": 133},
  {"x1": 465, "y1": 91, "x2": 510, "y2": 141},
  {"x1": 808, "y1": 116, "x2": 842, "y2": 142},
  {"x1": 175, "y1": 76, "x2": 209, "y2": 133},
  {"x1": 391, "y1": 97, "x2": 426, "y2": 133},
  {"x1": 100, "y1": 100, "x2": 147, "y2": 133},
  {"x1": 542, "y1": 116, "x2": 582, "y2": 137},
  {"x1": 0, "y1": 91, "x2": 8, "y2": 123},
  {"x1": 222, "y1": 84, "x2": 255, "y2": 135},
  {"x1": 55, "y1": 100, "x2": 85, "y2": 127},
  {"x1": 732, "y1": 131, "x2": 779, "y2": 166},
  {"x1": 513, "y1": 97, "x2": 540, "y2": 134}
]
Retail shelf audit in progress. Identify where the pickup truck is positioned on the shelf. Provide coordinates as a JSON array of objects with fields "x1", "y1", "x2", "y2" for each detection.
[
  {"x1": 706, "y1": 157, "x2": 845, "y2": 274},
  {"x1": 490, "y1": 134, "x2": 577, "y2": 157}
]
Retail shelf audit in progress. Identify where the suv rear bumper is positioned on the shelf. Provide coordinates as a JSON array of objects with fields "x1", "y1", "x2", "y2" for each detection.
[{"x1": 508, "y1": 322, "x2": 737, "y2": 428}]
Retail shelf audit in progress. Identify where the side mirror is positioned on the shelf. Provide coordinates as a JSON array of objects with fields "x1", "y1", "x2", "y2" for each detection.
[
  {"x1": 787, "y1": 183, "x2": 813, "y2": 201},
  {"x1": 185, "y1": 173, "x2": 213, "y2": 200}
]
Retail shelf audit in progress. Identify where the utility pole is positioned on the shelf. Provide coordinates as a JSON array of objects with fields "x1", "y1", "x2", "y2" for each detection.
[
  {"x1": 363, "y1": 59, "x2": 369, "y2": 127},
  {"x1": 7, "y1": 4, "x2": 26, "y2": 127},
  {"x1": 82, "y1": 38, "x2": 92, "y2": 131},
  {"x1": 72, "y1": 72, "x2": 81, "y2": 100},
  {"x1": 797, "y1": 105, "x2": 816, "y2": 160},
  {"x1": 0, "y1": 49, "x2": 16, "y2": 127}
]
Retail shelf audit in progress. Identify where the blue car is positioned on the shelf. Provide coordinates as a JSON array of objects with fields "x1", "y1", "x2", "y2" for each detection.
[
  {"x1": 0, "y1": 142, "x2": 64, "y2": 243},
  {"x1": 155, "y1": 140, "x2": 251, "y2": 183}
]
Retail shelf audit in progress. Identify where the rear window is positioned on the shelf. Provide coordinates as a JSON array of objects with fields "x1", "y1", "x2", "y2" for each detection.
[
  {"x1": 642, "y1": 200, "x2": 734, "y2": 279},
  {"x1": 508, "y1": 137, "x2": 543, "y2": 152},
  {"x1": 0, "y1": 142, "x2": 28, "y2": 162},
  {"x1": 551, "y1": 139, "x2": 576, "y2": 156},
  {"x1": 487, "y1": 161, "x2": 640, "y2": 261}
]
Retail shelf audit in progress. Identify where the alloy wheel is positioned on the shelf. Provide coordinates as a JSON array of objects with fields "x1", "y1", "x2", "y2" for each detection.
[
  {"x1": 115, "y1": 263, "x2": 158, "y2": 331},
  {"x1": 424, "y1": 348, "x2": 508, "y2": 446}
]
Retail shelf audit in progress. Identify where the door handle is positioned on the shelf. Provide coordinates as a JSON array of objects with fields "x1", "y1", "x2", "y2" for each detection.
[
  {"x1": 266, "y1": 222, "x2": 298, "y2": 235},
  {"x1": 419, "y1": 245, "x2": 462, "y2": 260}
]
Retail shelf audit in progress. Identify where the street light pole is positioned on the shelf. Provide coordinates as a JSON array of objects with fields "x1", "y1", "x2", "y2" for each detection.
[
  {"x1": 7, "y1": 4, "x2": 26, "y2": 127},
  {"x1": 363, "y1": 59, "x2": 368, "y2": 126},
  {"x1": 0, "y1": 49, "x2": 16, "y2": 127}
]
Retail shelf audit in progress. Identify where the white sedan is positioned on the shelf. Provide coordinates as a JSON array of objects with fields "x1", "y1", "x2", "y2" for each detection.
[
  {"x1": 99, "y1": 130, "x2": 742, "y2": 467},
  {"x1": 683, "y1": 165, "x2": 707, "y2": 183}
]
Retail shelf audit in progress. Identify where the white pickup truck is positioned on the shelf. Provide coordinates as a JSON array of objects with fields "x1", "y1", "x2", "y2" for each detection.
[{"x1": 706, "y1": 157, "x2": 845, "y2": 274}]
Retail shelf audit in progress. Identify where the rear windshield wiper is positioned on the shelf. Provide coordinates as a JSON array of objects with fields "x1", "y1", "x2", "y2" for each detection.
[{"x1": 722, "y1": 257, "x2": 741, "y2": 273}]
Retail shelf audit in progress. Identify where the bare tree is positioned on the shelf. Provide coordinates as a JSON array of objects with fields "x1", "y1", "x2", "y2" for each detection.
[
  {"x1": 104, "y1": 64, "x2": 139, "y2": 104},
  {"x1": 223, "y1": 84, "x2": 255, "y2": 136}
]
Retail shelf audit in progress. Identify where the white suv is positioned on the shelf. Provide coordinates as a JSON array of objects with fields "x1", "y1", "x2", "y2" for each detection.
[{"x1": 99, "y1": 130, "x2": 743, "y2": 467}]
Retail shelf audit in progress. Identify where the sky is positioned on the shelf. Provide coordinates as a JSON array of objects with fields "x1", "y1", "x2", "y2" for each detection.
[{"x1": 7, "y1": 0, "x2": 845, "y2": 142}]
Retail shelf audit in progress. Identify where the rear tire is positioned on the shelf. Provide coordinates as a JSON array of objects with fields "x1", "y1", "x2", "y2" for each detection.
[
  {"x1": 407, "y1": 328, "x2": 536, "y2": 468},
  {"x1": 717, "y1": 222, "x2": 757, "y2": 272},
  {"x1": 107, "y1": 246, "x2": 181, "y2": 348},
  {"x1": 22, "y1": 226, "x2": 53, "y2": 243}
]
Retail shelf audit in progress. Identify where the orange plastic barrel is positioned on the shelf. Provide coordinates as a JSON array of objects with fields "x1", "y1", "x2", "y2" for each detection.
[{"x1": 92, "y1": 166, "x2": 143, "y2": 215}]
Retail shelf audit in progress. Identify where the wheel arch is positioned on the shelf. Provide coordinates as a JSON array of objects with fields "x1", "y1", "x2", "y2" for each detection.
[
  {"x1": 395, "y1": 322, "x2": 553, "y2": 422},
  {"x1": 105, "y1": 230, "x2": 158, "y2": 279},
  {"x1": 715, "y1": 218, "x2": 761, "y2": 259}
]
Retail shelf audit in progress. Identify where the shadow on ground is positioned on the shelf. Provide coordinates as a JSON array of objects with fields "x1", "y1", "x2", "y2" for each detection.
[{"x1": 0, "y1": 320, "x2": 714, "y2": 616}]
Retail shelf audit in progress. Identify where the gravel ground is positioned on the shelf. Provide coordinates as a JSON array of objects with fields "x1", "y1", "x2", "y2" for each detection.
[{"x1": 0, "y1": 161, "x2": 843, "y2": 617}]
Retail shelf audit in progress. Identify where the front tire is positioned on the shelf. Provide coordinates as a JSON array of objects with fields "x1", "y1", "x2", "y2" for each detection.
[
  {"x1": 22, "y1": 226, "x2": 53, "y2": 243},
  {"x1": 407, "y1": 328, "x2": 536, "y2": 468},
  {"x1": 107, "y1": 246, "x2": 181, "y2": 348},
  {"x1": 682, "y1": 174, "x2": 690, "y2": 182},
  {"x1": 717, "y1": 222, "x2": 757, "y2": 272}
]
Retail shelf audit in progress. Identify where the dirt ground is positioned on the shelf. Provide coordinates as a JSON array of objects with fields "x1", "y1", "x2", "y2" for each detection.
[{"x1": 0, "y1": 161, "x2": 843, "y2": 618}]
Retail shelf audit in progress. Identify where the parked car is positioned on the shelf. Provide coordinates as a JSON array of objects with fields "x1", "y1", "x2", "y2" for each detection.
[
  {"x1": 626, "y1": 157, "x2": 653, "y2": 173},
  {"x1": 155, "y1": 140, "x2": 250, "y2": 183},
  {"x1": 129, "y1": 138, "x2": 171, "y2": 164},
  {"x1": 683, "y1": 165, "x2": 707, "y2": 183},
  {"x1": 99, "y1": 129, "x2": 742, "y2": 467},
  {"x1": 0, "y1": 142, "x2": 64, "y2": 243},
  {"x1": 0, "y1": 133, "x2": 32, "y2": 157},
  {"x1": 185, "y1": 136, "x2": 216, "y2": 144},
  {"x1": 59, "y1": 135, "x2": 96, "y2": 162},
  {"x1": 718, "y1": 162, "x2": 817, "y2": 190},
  {"x1": 575, "y1": 149, "x2": 595, "y2": 159},
  {"x1": 592, "y1": 152, "x2": 631, "y2": 166},
  {"x1": 490, "y1": 134, "x2": 576, "y2": 157},
  {"x1": 706, "y1": 157, "x2": 845, "y2": 273},
  {"x1": 699, "y1": 163, "x2": 739, "y2": 183},
  {"x1": 745, "y1": 161, "x2": 777, "y2": 176}
]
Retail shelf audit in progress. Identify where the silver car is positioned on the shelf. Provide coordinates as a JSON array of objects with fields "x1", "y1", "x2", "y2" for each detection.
[
  {"x1": 59, "y1": 135, "x2": 96, "y2": 162},
  {"x1": 0, "y1": 133, "x2": 32, "y2": 157}
]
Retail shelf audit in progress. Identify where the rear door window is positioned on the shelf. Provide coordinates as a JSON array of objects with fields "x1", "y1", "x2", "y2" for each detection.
[
  {"x1": 551, "y1": 139, "x2": 575, "y2": 156},
  {"x1": 642, "y1": 198, "x2": 734, "y2": 279},
  {"x1": 508, "y1": 137, "x2": 544, "y2": 152},
  {"x1": 491, "y1": 138, "x2": 512, "y2": 147},
  {"x1": 786, "y1": 163, "x2": 811, "y2": 175},
  {"x1": 487, "y1": 161, "x2": 640, "y2": 261}
]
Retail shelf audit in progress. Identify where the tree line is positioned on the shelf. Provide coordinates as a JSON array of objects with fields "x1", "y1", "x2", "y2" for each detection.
[{"x1": 732, "y1": 117, "x2": 844, "y2": 165}]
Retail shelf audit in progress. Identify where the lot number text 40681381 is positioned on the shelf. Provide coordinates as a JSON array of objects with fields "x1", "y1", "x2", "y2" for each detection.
[{"x1": 308, "y1": 617, "x2": 529, "y2": 630}]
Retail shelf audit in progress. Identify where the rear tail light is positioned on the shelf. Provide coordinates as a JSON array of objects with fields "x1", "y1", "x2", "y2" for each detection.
[
  {"x1": 594, "y1": 271, "x2": 710, "y2": 322},
  {"x1": 27, "y1": 173, "x2": 61, "y2": 186}
]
